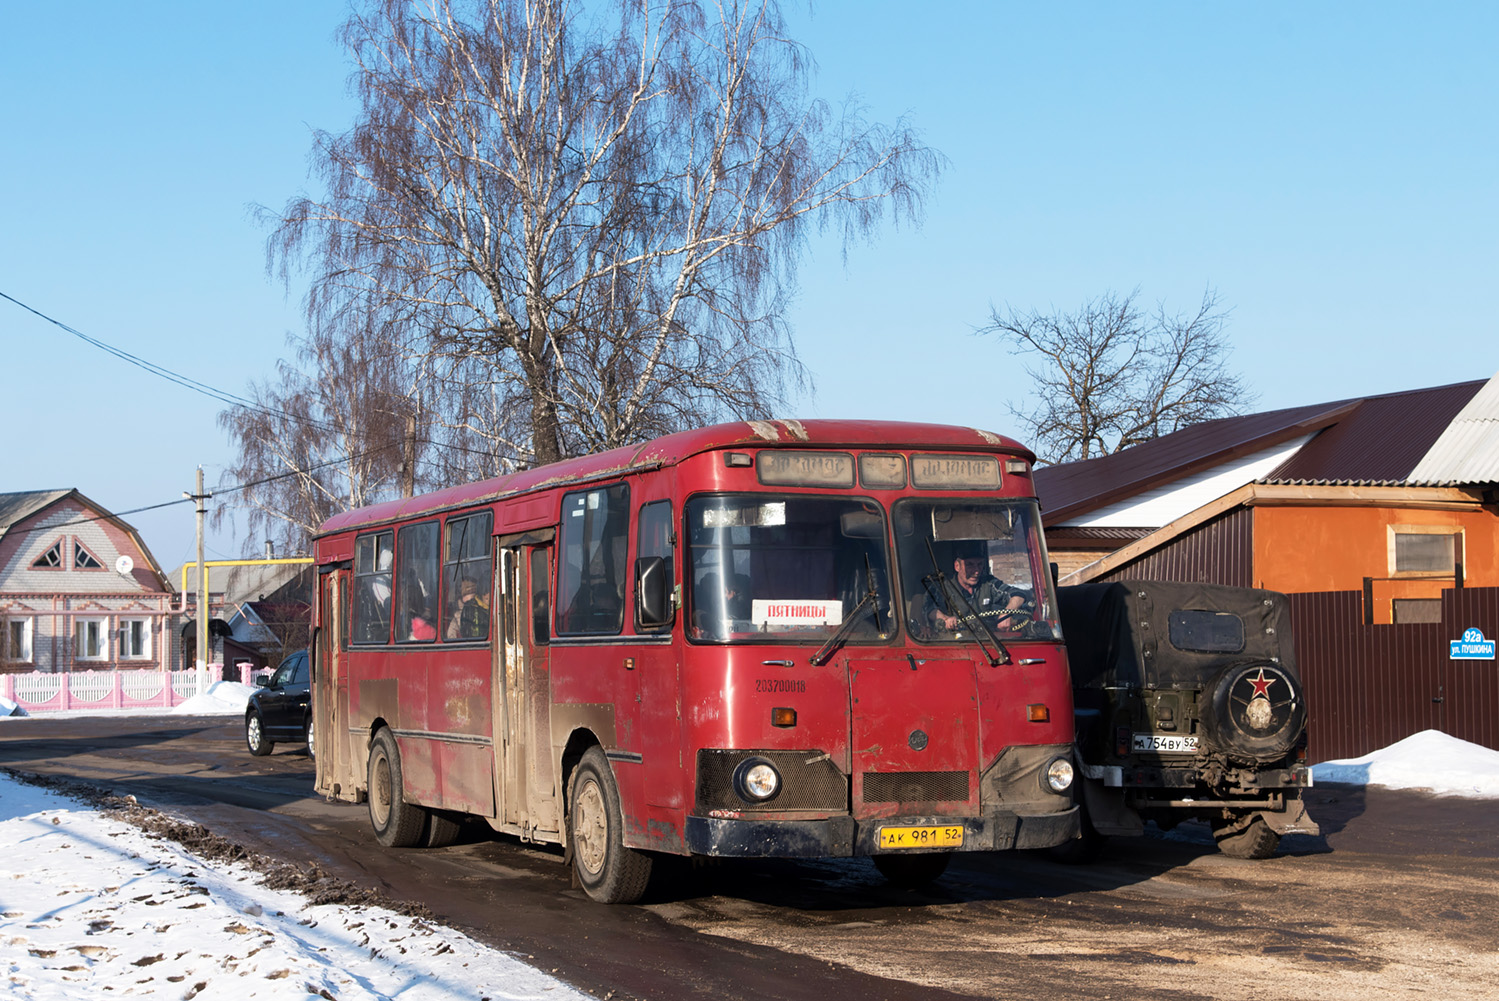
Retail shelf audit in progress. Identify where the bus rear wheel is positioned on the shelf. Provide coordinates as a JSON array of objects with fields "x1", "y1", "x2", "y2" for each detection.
[
  {"x1": 569, "y1": 747, "x2": 652, "y2": 904},
  {"x1": 873, "y1": 852, "x2": 951, "y2": 888},
  {"x1": 367, "y1": 728, "x2": 426, "y2": 847}
]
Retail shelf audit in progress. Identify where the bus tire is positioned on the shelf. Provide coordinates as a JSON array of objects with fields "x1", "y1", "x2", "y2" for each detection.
[
  {"x1": 568, "y1": 747, "x2": 652, "y2": 904},
  {"x1": 245, "y1": 712, "x2": 273, "y2": 756},
  {"x1": 367, "y1": 728, "x2": 426, "y2": 848},
  {"x1": 423, "y1": 810, "x2": 463, "y2": 849},
  {"x1": 873, "y1": 852, "x2": 950, "y2": 888}
]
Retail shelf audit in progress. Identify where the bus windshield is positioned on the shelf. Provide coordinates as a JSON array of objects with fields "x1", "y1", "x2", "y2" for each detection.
[
  {"x1": 893, "y1": 498, "x2": 1062, "y2": 644},
  {"x1": 685, "y1": 494, "x2": 895, "y2": 644}
]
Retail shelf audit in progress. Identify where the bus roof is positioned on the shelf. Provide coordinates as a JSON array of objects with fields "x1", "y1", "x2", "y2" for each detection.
[{"x1": 315, "y1": 419, "x2": 1032, "y2": 538}]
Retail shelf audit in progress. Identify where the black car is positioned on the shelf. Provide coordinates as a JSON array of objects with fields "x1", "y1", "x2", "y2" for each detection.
[
  {"x1": 245, "y1": 649, "x2": 312, "y2": 757},
  {"x1": 1057, "y1": 581, "x2": 1318, "y2": 859}
]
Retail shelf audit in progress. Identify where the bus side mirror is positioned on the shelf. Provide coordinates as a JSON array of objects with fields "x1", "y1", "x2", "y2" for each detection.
[
  {"x1": 1050, "y1": 562, "x2": 1060, "y2": 589},
  {"x1": 636, "y1": 556, "x2": 673, "y2": 627}
]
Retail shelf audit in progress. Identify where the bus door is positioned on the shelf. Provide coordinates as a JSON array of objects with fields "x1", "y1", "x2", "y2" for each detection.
[
  {"x1": 315, "y1": 565, "x2": 353, "y2": 800},
  {"x1": 493, "y1": 532, "x2": 558, "y2": 838}
]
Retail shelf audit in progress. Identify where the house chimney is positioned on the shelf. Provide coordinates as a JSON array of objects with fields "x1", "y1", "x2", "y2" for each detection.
[{"x1": 265, "y1": 539, "x2": 275, "y2": 560}]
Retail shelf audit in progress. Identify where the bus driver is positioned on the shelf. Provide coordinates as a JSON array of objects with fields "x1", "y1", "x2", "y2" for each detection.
[{"x1": 927, "y1": 544, "x2": 1029, "y2": 633}]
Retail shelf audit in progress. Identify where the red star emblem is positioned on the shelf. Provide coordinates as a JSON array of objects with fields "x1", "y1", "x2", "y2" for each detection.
[{"x1": 1248, "y1": 668, "x2": 1273, "y2": 699}]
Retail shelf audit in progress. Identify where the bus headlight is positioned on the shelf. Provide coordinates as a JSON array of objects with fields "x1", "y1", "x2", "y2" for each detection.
[
  {"x1": 733, "y1": 758, "x2": 782, "y2": 802},
  {"x1": 1045, "y1": 757, "x2": 1075, "y2": 793}
]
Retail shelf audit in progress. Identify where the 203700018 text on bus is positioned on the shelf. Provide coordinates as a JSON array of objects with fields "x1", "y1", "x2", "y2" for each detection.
[{"x1": 309, "y1": 420, "x2": 1079, "y2": 903}]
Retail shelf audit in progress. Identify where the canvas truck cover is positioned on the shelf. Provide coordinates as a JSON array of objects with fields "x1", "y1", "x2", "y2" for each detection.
[{"x1": 1057, "y1": 581, "x2": 1299, "y2": 691}]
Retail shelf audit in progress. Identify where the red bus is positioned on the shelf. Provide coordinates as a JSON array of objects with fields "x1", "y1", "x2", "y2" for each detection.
[{"x1": 310, "y1": 420, "x2": 1078, "y2": 902}]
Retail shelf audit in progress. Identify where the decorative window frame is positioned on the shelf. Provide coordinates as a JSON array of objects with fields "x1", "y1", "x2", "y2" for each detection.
[
  {"x1": 72, "y1": 538, "x2": 106, "y2": 571},
  {"x1": 1387, "y1": 525, "x2": 1465, "y2": 579},
  {"x1": 31, "y1": 537, "x2": 64, "y2": 570}
]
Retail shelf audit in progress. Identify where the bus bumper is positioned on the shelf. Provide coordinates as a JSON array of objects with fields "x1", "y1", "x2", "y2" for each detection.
[{"x1": 684, "y1": 806, "x2": 1079, "y2": 858}]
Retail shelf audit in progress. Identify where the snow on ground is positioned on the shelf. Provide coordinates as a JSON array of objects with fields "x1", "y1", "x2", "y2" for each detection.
[
  {"x1": 1311, "y1": 728, "x2": 1499, "y2": 799},
  {"x1": 0, "y1": 772, "x2": 590, "y2": 1001},
  {"x1": 171, "y1": 681, "x2": 256, "y2": 716}
]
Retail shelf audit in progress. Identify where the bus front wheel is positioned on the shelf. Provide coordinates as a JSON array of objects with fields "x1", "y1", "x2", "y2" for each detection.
[
  {"x1": 568, "y1": 747, "x2": 652, "y2": 904},
  {"x1": 367, "y1": 729, "x2": 426, "y2": 848}
]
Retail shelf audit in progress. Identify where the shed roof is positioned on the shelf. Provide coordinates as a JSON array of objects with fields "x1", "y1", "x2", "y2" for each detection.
[{"x1": 1033, "y1": 379, "x2": 1487, "y2": 525}]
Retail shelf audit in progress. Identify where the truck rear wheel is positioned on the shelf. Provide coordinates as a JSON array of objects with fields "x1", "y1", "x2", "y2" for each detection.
[
  {"x1": 1213, "y1": 815, "x2": 1280, "y2": 859},
  {"x1": 367, "y1": 728, "x2": 426, "y2": 847}
]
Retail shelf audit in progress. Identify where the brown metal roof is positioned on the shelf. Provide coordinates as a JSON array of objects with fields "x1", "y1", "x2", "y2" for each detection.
[
  {"x1": 1268, "y1": 380, "x2": 1484, "y2": 482},
  {"x1": 1033, "y1": 380, "x2": 1486, "y2": 525}
]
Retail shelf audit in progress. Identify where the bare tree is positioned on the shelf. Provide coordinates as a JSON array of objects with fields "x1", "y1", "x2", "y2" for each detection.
[
  {"x1": 983, "y1": 288, "x2": 1254, "y2": 464},
  {"x1": 266, "y1": 0, "x2": 939, "y2": 468},
  {"x1": 215, "y1": 317, "x2": 428, "y2": 554}
]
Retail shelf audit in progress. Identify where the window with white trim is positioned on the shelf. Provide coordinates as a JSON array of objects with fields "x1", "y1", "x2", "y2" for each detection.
[
  {"x1": 119, "y1": 618, "x2": 151, "y2": 660},
  {"x1": 32, "y1": 541, "x2": 62, "y2": 569},
  {"x1": 75, "y1": 618, "x2": 109, "y2": 661},
  {"x1": 73, "y1": 541, "x2": 103, "y2": 570},
  {"x1": 3, "y1": 617, "x2": 33, "y2": 663}
]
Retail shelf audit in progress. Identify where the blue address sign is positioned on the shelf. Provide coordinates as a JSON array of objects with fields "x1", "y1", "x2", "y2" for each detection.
[{"x1": 1450, "y1": 627, "x2": 1496, "y2": 660}]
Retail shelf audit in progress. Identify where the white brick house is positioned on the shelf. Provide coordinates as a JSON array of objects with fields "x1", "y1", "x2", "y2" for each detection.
[{"x1": 0, "y1": 490, "x2": 174, "y2": 673}]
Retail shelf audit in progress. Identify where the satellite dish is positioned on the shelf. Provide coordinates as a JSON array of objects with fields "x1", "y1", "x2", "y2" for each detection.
[{"x1": 115, "y1": 555, "x2": 134, "y2": 575}]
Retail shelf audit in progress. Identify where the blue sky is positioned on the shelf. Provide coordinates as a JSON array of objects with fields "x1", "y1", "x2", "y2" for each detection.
[{"x1": 2, "y1": 2, "x2": 1495, "y2": 567}]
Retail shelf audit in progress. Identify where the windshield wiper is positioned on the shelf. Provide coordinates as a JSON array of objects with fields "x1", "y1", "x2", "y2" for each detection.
[
  {"x1": 921, "y1": 538, "x2": 1008, "y2": 667},
  {"x1": 810, "y1": 556, "x2": 882, "y2": 666}
]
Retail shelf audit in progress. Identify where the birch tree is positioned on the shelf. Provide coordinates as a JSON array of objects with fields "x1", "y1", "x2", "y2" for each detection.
[{"x1": 267, "y1": 0, "x2": 940, "y2": 468}]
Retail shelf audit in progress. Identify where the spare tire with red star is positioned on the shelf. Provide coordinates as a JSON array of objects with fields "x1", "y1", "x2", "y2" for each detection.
[{"x1": 1201, "y1": 661, "x2": 1306, "y2": 762}]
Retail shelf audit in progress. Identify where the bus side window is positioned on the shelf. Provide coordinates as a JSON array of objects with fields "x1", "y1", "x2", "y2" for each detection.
[
  {"x1": 557, "y1": 484, "x2": 629, "y2": 635},
  {"x1": 530, "y1": 548, "x2": 550, "y2": 645},
  {"x1": 395, "y1": 521, "x2": 440, "y2": 643},
  {"x1": 353, "y1": 532, "x2": 394, "y2": 644},
  {"x1": 635, "y1": 500, "x2": 674, "y2": 631}
]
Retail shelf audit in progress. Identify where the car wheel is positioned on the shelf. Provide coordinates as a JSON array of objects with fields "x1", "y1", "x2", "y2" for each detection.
[
  {"x1": 246, "y1": 712, "x2": 274, "y2": 756},
  {"x1": 568, "y1": 747, "x2": 652, "y2": 904},
  {"x1": 305, "y1": 714, "x2": 316, "y2": 759},
  {"x1": 367, "y1": 728, "x2": 426, "y2": 847},
  {"x1": 872, "y1": 852, "x2": 951, "y2": 888},
  {"x1": 1213, "y1": 815, "x2": 1280, "y2": 859}
]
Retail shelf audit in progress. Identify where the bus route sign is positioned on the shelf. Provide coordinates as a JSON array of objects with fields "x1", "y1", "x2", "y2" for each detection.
[{"x1": 1450, "y1": 627, "x2": 1496, "y2": 660}]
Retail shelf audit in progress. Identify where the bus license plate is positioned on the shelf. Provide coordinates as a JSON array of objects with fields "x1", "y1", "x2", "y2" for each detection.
[
  {"x1": 878, "y1": 825, "x2": 964, "y2": 849},
  {"x1": 1132, "y1": 733, "x2": 1199, "y2": 753}
]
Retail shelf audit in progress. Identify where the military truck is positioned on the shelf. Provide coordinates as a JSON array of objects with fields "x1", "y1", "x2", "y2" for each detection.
[{"x1": 1056, "y1": 581, "x2": 1318, "y2": 859}]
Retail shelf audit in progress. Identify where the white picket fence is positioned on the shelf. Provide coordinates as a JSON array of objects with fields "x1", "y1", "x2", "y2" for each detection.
[{"x1": 1, "y1": 665, "x2": 255, "y2": 713}]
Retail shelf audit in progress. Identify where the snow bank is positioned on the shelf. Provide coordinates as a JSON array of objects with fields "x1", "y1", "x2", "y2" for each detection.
[
  {"x1": 171, "y1": 680, "x2": 256, "y2": 715},
  {"x1": 0, "y1": 695, "x2": 23, "y2": 717},
  {"x1": 0, "y1": 771, "x2": 590, "y2": 1000},
  {"x1": 1313, "y1": 729, "x2": 1499, "y2": 799}
]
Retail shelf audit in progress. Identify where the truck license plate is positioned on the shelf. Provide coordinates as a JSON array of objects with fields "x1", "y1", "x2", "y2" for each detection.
[
  {"x1": 878, "y1": 825, "x2": 964, "y2": 849},
  {"x1": 1132, "y1": 733, "x2": 1199, "y2": 753}
]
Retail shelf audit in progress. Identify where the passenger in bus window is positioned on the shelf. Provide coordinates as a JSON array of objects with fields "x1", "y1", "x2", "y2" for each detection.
[
  {"x1": 925, "y1": 544, "x2": 1029, "y2": 633},
  {"x1": 447, "y1": 576, "x2": 489, "y2": 639}
]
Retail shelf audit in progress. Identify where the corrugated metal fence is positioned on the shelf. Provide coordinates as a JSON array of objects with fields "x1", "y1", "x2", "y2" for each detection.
[{"x1": 1289, "y1": 586, "x2": 1499, "y2": 761}]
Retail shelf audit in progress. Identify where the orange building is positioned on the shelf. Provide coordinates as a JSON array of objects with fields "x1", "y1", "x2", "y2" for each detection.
[{"x1": 1036, "y1": 377, "x2": 1499, "y2": 620}]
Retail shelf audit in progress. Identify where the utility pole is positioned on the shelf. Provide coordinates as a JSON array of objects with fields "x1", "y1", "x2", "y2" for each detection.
[{"x1": 184, "y1": 468, "x2": 212, "y2": 698}]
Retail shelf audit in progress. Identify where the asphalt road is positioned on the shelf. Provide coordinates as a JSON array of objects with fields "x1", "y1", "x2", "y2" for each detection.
[{"x1": 3, "y1": 713, "x2": 1496, "y2": 1001}]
